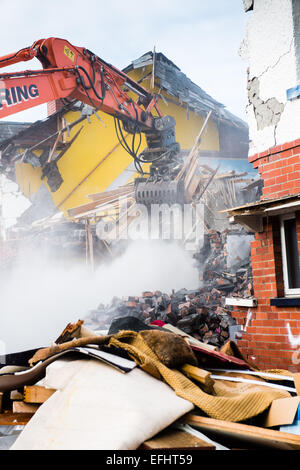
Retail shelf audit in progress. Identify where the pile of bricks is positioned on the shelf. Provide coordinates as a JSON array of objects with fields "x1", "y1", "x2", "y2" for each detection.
[
  {"x1": 195, "y1": 229, "x2": 253, "y2": 299},
  {"x1": 85, "y1": 289, "x2": 235, "y2": 347},
  {"x1": 85, "y1": 230, "x2": 253, "y2": 348}
]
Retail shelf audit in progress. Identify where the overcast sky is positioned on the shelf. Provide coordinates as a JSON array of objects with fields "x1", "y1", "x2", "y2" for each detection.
[{"x1": 0, "y1": 0, "x2": 249, "y2": 123}]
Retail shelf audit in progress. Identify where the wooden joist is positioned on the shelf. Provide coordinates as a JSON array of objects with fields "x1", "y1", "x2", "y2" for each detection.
[
  {"x1": 10, "y1": 390, "x2": 24, "y2": 401},
  {"x1": 12, "y1": 401, "x2": 40, "y2": 414},
  {"x1": 175, "y1": 110, "x2": 212, "y2": 183},
  {"x1": 68, "y1": 191, "x2": 134, "y2": 218},
  {"x1": 140, "y1": 427, "x2": 215, "y2": 450},
  {"x1": 162, "y1": 323, "x2": 217, "y2": 352},
  {"x1": 183, "y1": 414, "x2": 300, "y2": 450},
  {"x1": 87, "y1": 184, "x2": 134, "y2": 202},
  {"x1": 181, "y1": 364, "x2": 214, "y2": 393},
  {"x1": 0, "y1": 412, "x2": 33, "y2": 426},
  {"x1": 24, "y1": 385, "x2": 56, "y2": 404}
]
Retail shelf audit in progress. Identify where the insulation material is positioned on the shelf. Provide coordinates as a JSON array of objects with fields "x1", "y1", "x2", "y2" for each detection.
[{"x1": 11, "y1": 358, "x2": 194, "y2": 450}]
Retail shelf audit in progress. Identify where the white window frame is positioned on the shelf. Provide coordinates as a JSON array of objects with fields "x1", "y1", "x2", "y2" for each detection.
[{"x1": 280, "y1": 213, "x2": 300, "y2": 297}]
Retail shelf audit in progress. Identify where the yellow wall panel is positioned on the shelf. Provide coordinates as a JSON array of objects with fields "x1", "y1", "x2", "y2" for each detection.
[{"x1": 15, "y1": 161, "x2": 42, "y2": 199}]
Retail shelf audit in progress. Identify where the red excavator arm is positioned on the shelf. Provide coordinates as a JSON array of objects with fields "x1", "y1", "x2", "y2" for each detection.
[
  {"x1": 0, "y1": 38, "x2": 159, "y2": 124},
  {"x1": 0, "y1": 38, "x2": 183, "y2": 203}
]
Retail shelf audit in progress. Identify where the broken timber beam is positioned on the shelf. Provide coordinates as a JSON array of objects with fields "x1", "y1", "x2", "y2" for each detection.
[
  {"x1": 175, "y1": 110, "x2": 212, "y2": 184},
  {"x1": 140, "y1": 427, "x2": 215, "y2": 450},
  {"x1": 12, "y1": 402, "x2": 40, "y2": 414},
  {"x1": 24, "y1": 385, "x2": 56, "y2": 404},
  {"x1": 0, "y1": 412, "x2": 33, "y2": 426},
  {"x1": 182, "y1": 414, "x2": 300, "y2": 450},
  {"x1": 181, "y1": 365, "x2": 214, "y2": 393}
]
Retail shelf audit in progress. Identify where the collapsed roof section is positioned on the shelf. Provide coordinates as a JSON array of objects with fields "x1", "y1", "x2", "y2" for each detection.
[
  {"x1": 125, "y1": 52, "x2": 225, "y2": 113},
  {"x1": 0, "y1": 121, "x2": 30, "y2": 144}
]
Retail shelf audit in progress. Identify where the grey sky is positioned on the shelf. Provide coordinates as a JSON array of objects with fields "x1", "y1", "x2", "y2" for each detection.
[{"x1": 0, "y1": 0, "x2": 248, "y2": 123}]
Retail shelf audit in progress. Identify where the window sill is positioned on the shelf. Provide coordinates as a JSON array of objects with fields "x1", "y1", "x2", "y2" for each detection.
[{"x1": 270, "y1": 297, "x2": 300, "y2": 307}]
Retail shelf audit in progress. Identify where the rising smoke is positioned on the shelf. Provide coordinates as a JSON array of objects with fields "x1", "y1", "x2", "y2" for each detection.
[{"x1": 0, "y1": 239, "x2": 200, "y2": 353}]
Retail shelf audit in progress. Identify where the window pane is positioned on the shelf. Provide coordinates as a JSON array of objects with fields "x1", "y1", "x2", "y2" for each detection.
[{"x1": 284, "y1": 218, "x2": 300, "y2": 289}]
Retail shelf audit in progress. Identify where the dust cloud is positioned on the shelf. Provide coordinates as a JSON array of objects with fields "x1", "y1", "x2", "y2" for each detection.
[{"x1": 0, "y1": 240, "x2": 199, "y2": 353}]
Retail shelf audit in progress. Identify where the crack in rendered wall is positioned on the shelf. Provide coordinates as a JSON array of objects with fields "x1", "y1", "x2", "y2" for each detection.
[{"x1": 256, "y1": 38, "x2": 294, "y2": 81}]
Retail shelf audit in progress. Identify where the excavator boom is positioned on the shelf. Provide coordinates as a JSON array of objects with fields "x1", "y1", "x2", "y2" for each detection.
[
  {"x1": 0, "y1": 38, "x2": 154, "y2": 123},
  {"x1": 0, "y1": 38, "x2": 182, "y2": 204}
]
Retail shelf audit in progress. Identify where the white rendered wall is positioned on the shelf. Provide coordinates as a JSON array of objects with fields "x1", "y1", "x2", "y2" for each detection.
[{"x1": 240, "y1": 0, "x2": 300, "y2": 155}]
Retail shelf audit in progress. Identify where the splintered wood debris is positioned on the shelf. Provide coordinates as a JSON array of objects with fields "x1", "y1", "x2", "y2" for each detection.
[{"x1": 67, "y1": 112, "x2": 260, "y2": 245}]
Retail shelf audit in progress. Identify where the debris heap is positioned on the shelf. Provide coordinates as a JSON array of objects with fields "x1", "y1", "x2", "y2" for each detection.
[{"x1": 84, "y1": 229, "x2": 254, "y2": 348}]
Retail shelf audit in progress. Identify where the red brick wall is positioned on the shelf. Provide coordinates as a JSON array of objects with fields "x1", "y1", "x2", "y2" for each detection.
[
  {"x1": 249, "y1": 138, "x2": 300, "y2": 200},
  {"x1": 233, "y1": 218, "x2": 300, "y2": 371},
  {"x1": 47, "y1": 99, "x2": 64, "y2": 116},
  {"x1": 232, "y1": 138, "x2": 300, "y2": 372}
]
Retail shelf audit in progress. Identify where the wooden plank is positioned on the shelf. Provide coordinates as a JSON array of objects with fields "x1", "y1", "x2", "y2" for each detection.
[
  {"x1": 87, "y1": 184, "x2": 134, "y2": 201},
  {"x1": 68, "y1": 185, "x2": 134, "y2": 218},
  {"x1": 210, "y1": 374, "x2": 296, "y2": 393},
  {"x1": 195, "y1": 164, "x2": 219, "y2": 201},
  {"x1": 207, "y1": 369, "x2": 295, "y2": 382},
  {"x1": 24, "y1": 385, "x2": 56, "y2": 404},
  {"x1": 55, "y1": 320, "x2": 84, "y2": 344},
  {"x1": 185, "y1": 172, "x2": 202, "y2": 201},
  {"x1": 12, "y1": 402, "x2": 40, "y2": 414},
  {"x1": 181, "y1": 364, "x2": 214, "y2": 392},
  {"x1": 183, "y1": 414, "x2": 300, "y2": 450},
  {"x1": 175, "y1": 110, "x2": 212, "y2": 182},
  {"x1": 184, "y1": 159, "x2": 199, "y2": 190},
  {"x1": 162, "y1": 324, "x2": 216, "y2": 352},
  {"x1": 10, "y1": 390, "x2": 24, "y2": 401},
  {"x1": 140, "y1": 427, "x2": 215, "y2": 450},
  {"x1": 72, "y1": 194, "x2": 134, "y2": 220},
  {"x1": 0, "y1": 412, "x2": 33, "y2": 426}
]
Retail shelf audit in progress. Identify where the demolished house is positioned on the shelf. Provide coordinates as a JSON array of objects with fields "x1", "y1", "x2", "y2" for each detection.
[
  {"x1": 0, "y1": 48, "x2": 258, "y2": 266},
  {"x1": 1, "y1": 2, "x2": 300, "y2": 452}
]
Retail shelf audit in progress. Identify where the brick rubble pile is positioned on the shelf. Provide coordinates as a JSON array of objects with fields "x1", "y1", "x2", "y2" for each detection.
[{"x1": 85, "y1": 229, "x2": 253, "y2": 348}]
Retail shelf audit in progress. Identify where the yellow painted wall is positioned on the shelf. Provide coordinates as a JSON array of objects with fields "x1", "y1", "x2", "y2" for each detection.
[
  {"x1": 15, "y1": 161, "x2": 42, "y2": 198},
  {"x1": 14, "y1": 64, "x2": 220, "y2": 217}
]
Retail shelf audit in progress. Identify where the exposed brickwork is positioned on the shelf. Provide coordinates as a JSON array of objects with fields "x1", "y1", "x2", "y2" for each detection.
[
  {"x1": 47, "y1": 99, "x2": 64, "y2": 117},
  {"x1": 232, "y1": 138, "x2": 300, "y2": 372},
  {"x1": 249, "y1": 139, "x2": 300, "y2": 200},
  {"x1": 233, "y1": 218, "x2": 300, "y2": 371}
]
